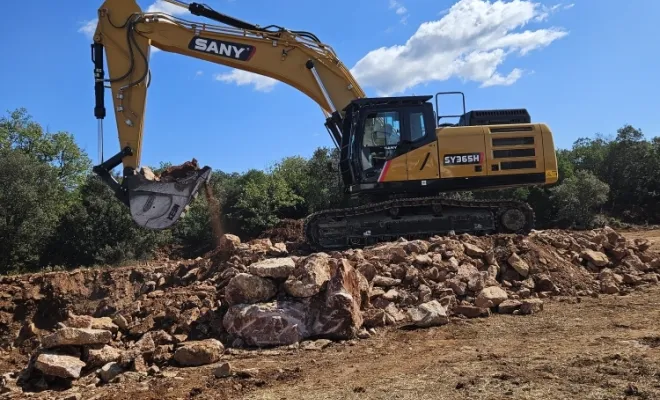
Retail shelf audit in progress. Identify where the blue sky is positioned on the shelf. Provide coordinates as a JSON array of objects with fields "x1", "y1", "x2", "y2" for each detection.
[{"x1": 1, "y1": 0, "x2": 658, "y2": 173}]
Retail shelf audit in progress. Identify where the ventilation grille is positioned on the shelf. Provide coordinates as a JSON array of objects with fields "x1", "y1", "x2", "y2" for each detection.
[
  {"x1": 474, "y1": 109, "x2": 528, "y2": 117},
  {"x1": 501, "y1": 160, "x2": 537, "y2": 170},
  {"x1": 490, "y1": 126, "x2": 534, "y2": 133},
  {"x1": 492, "y1": 137, "x2": 534, "y2": 147},
  {"x1": 493, "y1": 148, "x2": 536, "y2": 158},
  {"x1": 460, "y1": 108, "x2": 531, "y2": 126}
]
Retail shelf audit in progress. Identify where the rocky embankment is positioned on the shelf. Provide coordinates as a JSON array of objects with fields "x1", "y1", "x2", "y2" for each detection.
[{"x1": 0, "y1": 227, "x2": 659, "y2": 396}]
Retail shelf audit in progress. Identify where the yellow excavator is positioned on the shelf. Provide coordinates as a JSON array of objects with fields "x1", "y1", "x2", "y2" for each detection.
[{"x1": 90, "y1": 0, "x2": 559, "y2": 250}]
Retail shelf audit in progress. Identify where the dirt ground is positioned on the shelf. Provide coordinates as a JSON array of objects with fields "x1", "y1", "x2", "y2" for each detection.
[
  {"x1": 54, "y1": 283, "x2": 659, "y2": 400},
  {"x1": 11, "y1": 230, "x2": 660, "y2": 400},
  {"x1": 621, "y1": 229, "x2": 660, "y2": 253}
]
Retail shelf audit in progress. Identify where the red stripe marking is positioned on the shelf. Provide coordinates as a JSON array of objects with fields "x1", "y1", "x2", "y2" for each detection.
[{"x1": 378, "y1": 160, "x2": 392, "y2": 183}]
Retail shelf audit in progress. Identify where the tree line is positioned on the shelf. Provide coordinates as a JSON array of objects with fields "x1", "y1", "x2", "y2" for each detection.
[{"x1": 1, "y1": 107, "x2": 658, "y2": 274}]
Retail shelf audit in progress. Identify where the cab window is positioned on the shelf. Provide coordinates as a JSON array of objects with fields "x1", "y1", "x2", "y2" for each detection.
[
  {"x1": 410, "y1": 111, "x2": 426, "y2": 142},
  {"x1": 362, "y1": 111, "x2": 401, "y2": 147},
  {"x1": 359, "y1": 110, "x2": 401, "y2": 179}
]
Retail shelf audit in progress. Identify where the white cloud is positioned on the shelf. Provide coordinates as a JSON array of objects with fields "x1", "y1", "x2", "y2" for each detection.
[
  {"x1": 78, "y1": 1, "x2": 188, "y2": 38},
  {"x1": 78, "y1": 18, "x2": 97, "y2": 39},
  {"x1": 196, "y1": 70, "x2": 204, "y2": 76},
  {"x1": 146, "y1": 0, "x2": 189, "y2": 15},
  {"x1": 389, "y1": 0, "x2": 410, "y2": 24},
  {"x1": 564, "y1": 3, "x2": 575, "y2": 9},
  {"x1": 78, "y1": 1, "x2": 191, "y2": 52},
  {"x1": 213, "y1": 70, "x2": 278, "y2": 92},
  {"x1": 351, "y1": 0, "x2": 568, "y2": 95}
]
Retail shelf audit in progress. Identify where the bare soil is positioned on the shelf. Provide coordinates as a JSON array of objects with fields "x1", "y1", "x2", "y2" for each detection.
[
  {"x1": 621, "y1": 229, "x2": 660, "y2": 253},
  {"x1": 5, "y1": 230, "x2": 660, "y2": 400},
  {"x1": 259, "y1": 219, "x2": 304, "y2": 244},
  {"x1": 46, "y1": 284, "x2": 660, "y2": 400}
]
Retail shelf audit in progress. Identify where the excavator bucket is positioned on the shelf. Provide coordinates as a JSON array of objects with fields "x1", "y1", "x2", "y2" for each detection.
[
  {"x1": 123, "y1": 163, "x2": 212, "y2": 230},
  {"x1": 92, "y1": 148, "x2": 212, "y2": 230}
]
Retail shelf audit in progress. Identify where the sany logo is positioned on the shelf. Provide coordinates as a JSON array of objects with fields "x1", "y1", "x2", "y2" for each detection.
[{"x1": 188, "y1": 37, "x2": 255, "y2": 61}]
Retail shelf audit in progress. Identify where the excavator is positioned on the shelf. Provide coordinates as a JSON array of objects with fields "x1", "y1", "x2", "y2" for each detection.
[{"x1": 89, "y1": 0, "x2": 559, "y2": 250}]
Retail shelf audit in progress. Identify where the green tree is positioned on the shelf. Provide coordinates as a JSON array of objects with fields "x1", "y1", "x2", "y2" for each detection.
[
  {"x1": 0, "y1": 150, "x2": 67, "y2": 272},
  {"x1": 304, "y1": 147, "x2": 344, "y2": 212},
  {"x1": 567, "y1": 134, "x2": 610, "y2": 180},
  {"x1": 550, "y1": 169, "x2": 610, "y2": 228},
  {"x1": 224, "y1": 169, "x2": 303, "y2": 238},
  {"x1": 43, "y1": 175, "x2": 171, "y2": 267},
  {"x1": 0, "y1": 108, "x2": 91, "y2": 192}
]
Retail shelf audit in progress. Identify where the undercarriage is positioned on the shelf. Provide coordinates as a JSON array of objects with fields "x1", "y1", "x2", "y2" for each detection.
[{"x1": 303, "y1": 195, "x2": 535, "y2": 251}]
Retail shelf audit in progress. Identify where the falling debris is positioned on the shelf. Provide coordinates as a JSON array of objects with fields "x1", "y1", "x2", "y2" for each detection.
[{"x1": 158, "y1": 159, "x2": 201, "y2": 182}]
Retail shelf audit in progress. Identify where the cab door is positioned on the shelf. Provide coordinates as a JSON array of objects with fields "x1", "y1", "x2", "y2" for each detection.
[
  {"x1": 405, "y1": 105, "x2": 440, "y2": 181},
  {"x1": 354, "y1": 108, "x2": 408, "y2": 184}
]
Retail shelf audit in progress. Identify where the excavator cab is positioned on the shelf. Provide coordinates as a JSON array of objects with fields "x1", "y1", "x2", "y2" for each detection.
[{"x1": 334, "y1": 96, "x2": 437, "y2": 189}]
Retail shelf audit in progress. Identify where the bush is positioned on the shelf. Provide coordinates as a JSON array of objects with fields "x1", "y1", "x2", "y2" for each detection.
[
  {"x1": 0, "y1": 150, "x2": 67, "y2": 272},
  {"x1": 550, "y1": 170, "x2": 610, "y2": 229},
  {"x1": 42, "y1": 176, "x2": 171, "y2": 268}
]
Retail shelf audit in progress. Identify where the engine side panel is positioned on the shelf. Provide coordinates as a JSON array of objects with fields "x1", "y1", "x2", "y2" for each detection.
[{"x1": 436, "y1": 126, "x2": 487, "y2": 179}]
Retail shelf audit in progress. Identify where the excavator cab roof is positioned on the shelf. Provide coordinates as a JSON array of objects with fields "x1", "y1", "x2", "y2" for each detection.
[{"x1": 344, "y1": 95, "x2": 433, "y2": 111}]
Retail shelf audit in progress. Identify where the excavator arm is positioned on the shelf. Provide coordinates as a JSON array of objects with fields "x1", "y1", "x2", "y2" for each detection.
[{"x1": 90, "y1": 0, "x2": 365, "y2": 229}]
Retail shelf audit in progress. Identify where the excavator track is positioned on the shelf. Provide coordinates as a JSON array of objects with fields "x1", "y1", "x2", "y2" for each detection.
[{"x1": 303, "y1": 196, "x2": 535, "y2": 251}]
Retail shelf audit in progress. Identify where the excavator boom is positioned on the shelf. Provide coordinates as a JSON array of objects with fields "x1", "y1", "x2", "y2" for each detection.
[{"x1": 91, "y1": 0, "x2": 364, "y2": 229}]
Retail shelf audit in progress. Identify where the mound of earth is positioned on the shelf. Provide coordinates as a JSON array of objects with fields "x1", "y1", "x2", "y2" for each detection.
[
  {"x1": 258, "y1": 219, "x2": 304, "y2": 244},
  {"x1": 0, "y1": 227, "x2": 658, "y2": 397}
]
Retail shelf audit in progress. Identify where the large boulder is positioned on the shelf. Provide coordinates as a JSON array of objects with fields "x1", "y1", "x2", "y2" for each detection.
[
  {"x1": 284, "y1": 254, "x2": 332, "y2": 298},
  {"x1": 224, "y1": 273, "x2": 277, "y2": 305},
  {"x1": 223, "y1": 301, "x2": 308, "y2": 347},
  {"x1": 85, "y1": 345, "x2": 122, "y2": 368},
  {"x1": 63, "y1": 311, "x2": 118, "y2": 333},
  {"x1": 35, "y1": 353, "x2": 86, "y2": 379},
  {"x1": 307, "y1": 259, "x2": 364, "y2": 340},
  {"x1": 99, "y1": 362, "x2": 123, "y2": 383},
  {"x1": 463, "y1": 243, "x2": 485, "y2": 258},
  {"x1": 507, "y1": 253, "x2": 529, "y2": 277},
  {"x1": 475, "y1": 286, "x2": 508, "y2": 308},
  {"x1": 407, "y1": 300, "x2": 449, "y2": 327},
  {"x1": 219, "y1": 234, "x2": 241, "y2": 253},
  {"x1": 224, "y1": 259, "x2": 364, "y2": 345},
  {"x1": 173, "y1": 339, "x2": 225, "y2": 366},
  {"x1": 248, "y1": 257, "x2": 296, "y2": 279},
  {"x1": 42, "y1": 327, "x2": 112, "y2": 348},
  {"x1": 581, "y1": 249, "x2": 609, "y2": 267}
]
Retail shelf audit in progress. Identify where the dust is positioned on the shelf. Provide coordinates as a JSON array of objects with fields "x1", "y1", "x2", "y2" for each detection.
[{"x1": 204, "y1": 183, "x2": 224, "y2": 249}]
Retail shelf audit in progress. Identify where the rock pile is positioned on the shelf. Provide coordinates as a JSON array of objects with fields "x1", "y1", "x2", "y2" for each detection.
[{"x1": 1, "y1": 226, "x2": 659, "y2": 393}]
